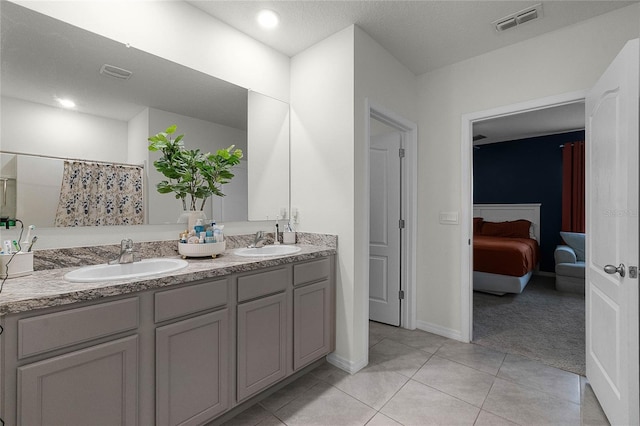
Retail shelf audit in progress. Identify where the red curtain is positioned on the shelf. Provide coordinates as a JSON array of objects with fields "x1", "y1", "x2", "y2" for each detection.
[{"x1": 561, "y1": 142, "x2": 585, "y2": 233}]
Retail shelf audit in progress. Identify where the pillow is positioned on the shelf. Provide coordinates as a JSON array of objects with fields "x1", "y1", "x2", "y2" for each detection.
[
  {"x1": 480, "y1": 220, "x2": 532, "y2": 239},
  {"x1": 560, "y1": 232, "x2": 586, "y2": 262},
  {"x1": 473, "y1": 217, "x2": 484, "y2": 234}
]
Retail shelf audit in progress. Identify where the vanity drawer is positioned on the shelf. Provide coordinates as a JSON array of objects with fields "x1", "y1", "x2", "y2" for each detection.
[
  {"x1": 293, "y1": 257, "x2": 330, "y2": 286},
  {"x1": 18, "y1": 297, "x2": 139, "y2": 359},
  {"x1": 237, "y1": 267, "x2": 289, "y2": 302},
  {"x1": 155, "y1": 278, "x2": 229, "y2": 323}
]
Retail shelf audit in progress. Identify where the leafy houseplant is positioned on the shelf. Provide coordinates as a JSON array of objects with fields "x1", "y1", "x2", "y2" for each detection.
[{"x1": 148, "y1": 125, "x2": 243, "y2": 211}]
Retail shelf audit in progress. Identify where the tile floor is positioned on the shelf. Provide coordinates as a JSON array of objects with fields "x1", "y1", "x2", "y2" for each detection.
[{"x1": 223, "y1": 321, "x2": 609, "y2": 426}]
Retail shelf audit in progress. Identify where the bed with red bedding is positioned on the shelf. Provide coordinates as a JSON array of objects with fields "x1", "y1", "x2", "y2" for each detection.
[{"x1": 473, "y1": 217, "x2": 540, "y2": 295}]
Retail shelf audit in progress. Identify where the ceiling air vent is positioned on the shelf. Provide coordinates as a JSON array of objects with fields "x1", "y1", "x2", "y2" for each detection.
[
  {"x1": 100, "y1": 64, "x2": 133, "y2": 80},
  {"x1": 493, "y1": 3, "x2": 543, "y2": 32}
]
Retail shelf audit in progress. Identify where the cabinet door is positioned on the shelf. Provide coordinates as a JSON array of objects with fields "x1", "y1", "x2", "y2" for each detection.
[
  {"x1": 18, "y1": 335, "x2": 138, "y2": 426},
  {"x1": 294, "y1": 279, "x2": 331, "y2": 370},
  {"x1": 156, "y1": 309, "x2": 229, "y2": 426},
  {"x1": 237, "y1": 292, "x2": 287, "y2": 401}
]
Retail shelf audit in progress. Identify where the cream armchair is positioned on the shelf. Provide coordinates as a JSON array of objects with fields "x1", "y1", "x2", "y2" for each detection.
[{"x1": 554, "y1": 232, "x2": 586, "y2": 294}]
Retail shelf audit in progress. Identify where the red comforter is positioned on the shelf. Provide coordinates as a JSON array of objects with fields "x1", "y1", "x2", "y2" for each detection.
[{"x1": 473, "y1": 235, "x2": 539, "y2": 277}]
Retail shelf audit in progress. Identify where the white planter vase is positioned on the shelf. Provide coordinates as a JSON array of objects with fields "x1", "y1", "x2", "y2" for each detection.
[{"x1": 177, "y1": 210, "x2": 207, "y2": 231}]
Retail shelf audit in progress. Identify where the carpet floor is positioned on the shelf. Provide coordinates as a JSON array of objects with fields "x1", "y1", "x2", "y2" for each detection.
[{"x1": 473, "y1": 275, "x2": 585, "y2": 376}]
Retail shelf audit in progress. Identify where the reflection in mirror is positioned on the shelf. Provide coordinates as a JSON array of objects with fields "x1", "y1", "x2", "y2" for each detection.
[
  {"x1": 248, "y1": 92, "x2": 290, "y2": 221},
  {"x1": 0, "y1": 2, "x2": 289, "y2": 227}
]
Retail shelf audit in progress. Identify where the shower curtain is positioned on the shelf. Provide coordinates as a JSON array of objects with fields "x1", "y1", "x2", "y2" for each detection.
[{"x1": 54, "y1": 161, "x2": 144, "y2": 227}]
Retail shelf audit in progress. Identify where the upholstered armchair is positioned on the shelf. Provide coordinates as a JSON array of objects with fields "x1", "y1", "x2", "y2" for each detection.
[{"x1": 554, "y1": 232, "x2": 586, "y2": 294}]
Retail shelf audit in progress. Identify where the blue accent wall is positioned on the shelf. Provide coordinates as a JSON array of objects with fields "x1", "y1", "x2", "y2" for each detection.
[{"x1": 473, "y1": 131, "x2": 584, "y2": 272}]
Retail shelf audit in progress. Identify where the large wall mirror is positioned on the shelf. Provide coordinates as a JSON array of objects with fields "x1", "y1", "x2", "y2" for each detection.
[{"x1": 0, "y1": 1, "x2": 289, "y2": 228}]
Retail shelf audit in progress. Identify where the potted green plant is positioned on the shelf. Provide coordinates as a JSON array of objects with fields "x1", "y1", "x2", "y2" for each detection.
[{"x1": 148, "y1": 124, "x2": 243, "y2": 214}]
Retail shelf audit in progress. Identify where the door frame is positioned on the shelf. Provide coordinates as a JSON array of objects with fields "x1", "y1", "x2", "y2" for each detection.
[
  {"x1": 364, "y1": 99, "x2": 418, "y2": 331},
  {"x1": 459, "y1": 90, "x2": 587, "y2": 342}
]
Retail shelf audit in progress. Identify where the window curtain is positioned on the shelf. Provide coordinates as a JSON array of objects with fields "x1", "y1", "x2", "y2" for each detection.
[
  {"x1": 54, "y1": 161, "x2": 144, "y2": 227},
  {"x1": 561, "y1": 142, "x2": 585, "y2": 233}
]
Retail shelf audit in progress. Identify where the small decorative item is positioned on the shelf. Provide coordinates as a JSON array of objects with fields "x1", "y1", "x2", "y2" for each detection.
[{"x1": 148, "y1": 125, "x2": 243, "y2": 213}]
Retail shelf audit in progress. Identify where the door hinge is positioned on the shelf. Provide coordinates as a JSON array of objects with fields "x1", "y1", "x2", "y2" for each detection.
[
  {"x1": 630, "y1": 266, "x2": 638, "y2": 279},
  {"x1": 399, "y1": 148, "x2": 405, "y2": 158},
  {"x1": 399, "y1": 290, "x2": 405, "y2": 300},
  {"x1": 399, "y1": 219, "x2": 405, "y2": 229}
]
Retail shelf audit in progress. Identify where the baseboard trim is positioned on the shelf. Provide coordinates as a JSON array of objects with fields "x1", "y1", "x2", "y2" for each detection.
[
  {"x1": 326, "y1": 352, "x2": 367, "y2": 374},
  {"x1": 416, "y1": 320, "x2": 465, "y2": 342}
]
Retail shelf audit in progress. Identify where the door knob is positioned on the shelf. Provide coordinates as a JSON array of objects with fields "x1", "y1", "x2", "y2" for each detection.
[{"x1": 604, "y1": 263, "x2": 626, "y2": 278}]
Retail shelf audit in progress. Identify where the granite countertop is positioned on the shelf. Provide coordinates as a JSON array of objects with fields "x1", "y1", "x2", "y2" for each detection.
[{"x1": 0, "y1": 244, "x2": 336, "y2": 317}]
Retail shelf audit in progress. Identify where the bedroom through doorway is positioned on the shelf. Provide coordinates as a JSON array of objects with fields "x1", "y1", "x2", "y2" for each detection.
[{"x1": 469, "y1": 102, "x2": 587, "y2": 375}]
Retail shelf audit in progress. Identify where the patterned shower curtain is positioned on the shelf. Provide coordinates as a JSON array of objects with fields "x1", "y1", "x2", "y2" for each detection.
[{"x1": 54, "y1": 161, "x2": 144, "y2": 227}]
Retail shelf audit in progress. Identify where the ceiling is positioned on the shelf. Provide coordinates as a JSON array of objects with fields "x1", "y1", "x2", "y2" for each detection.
[
  {"x1": 472, "y1": 102, "x2": 585, "y2": 145},
  {"x1": 2, "y1": 1, "x2": 635, "y2": 141},
  {"x1": 185, "y1": 0, "x2": 634, "y2": 143},
  {"x1": 186, "y1": 0, "x2": 636, "y2": 76}
]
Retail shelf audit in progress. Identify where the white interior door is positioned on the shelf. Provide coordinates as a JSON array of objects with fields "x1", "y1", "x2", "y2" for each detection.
[
  {"x1": 369, "y1": 131, "x2": 402, "y2": 326},
  {"x1": 586, "y1": 38, "x2": 639, "y2": 426}
]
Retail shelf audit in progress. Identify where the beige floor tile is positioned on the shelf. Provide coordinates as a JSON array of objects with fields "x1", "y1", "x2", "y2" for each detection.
[
  {"x1": 274, "y1": 381, "x2": 376, "y2": 426},
  {"x1": 369, "y1": 338, "x2": 432, "y2": 377},
  {"x1": 388, "y1": 329, "x2": 450, "y2": 354},
  {"x1": 435, "y1": 340, "x2": 506, "y2": 375},
  {"x1": 326, "y1": 363, "x2": 409, "y2": 410},
  {"x1": 483, "y1": 378, "x2": 580, "y2": 425},
  {"x1": 498, "y1": 354, "x2": 581, "y2": 404},
  {"x1": 370, "y1": 321, "x2": 449, "y2": 354},
  {"x1": 412, "y1": 355, "x2": 495, "y2": 407},
  {"x1": 381, "y1": 379, "x2": 480, "y2": 425},
  {"x1": 580, "y1": 377, "x2": 610, "y2": 426},
  {"x1": 473, "y1": 410, "x2": 519, "y2": 426},
  {"x1": 309, "y1": 360, "x2": 350, "y2": 383},
  {"x1": 366, "y1": 412, "x2": 403, "y2": 426},
  {"x1": 259, "y1": 373, "x2": 320, "y2": 412},
  {"x1": 222, "y1": 404, "x2": 271, "y2": 426},
  {"x1": 255, "y1": 414, "x2": 286, "y2": 426}
]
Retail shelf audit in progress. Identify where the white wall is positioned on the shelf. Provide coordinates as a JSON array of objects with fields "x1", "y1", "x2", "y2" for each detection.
[
  {"x1": 14, "y1": 0, "x2": 290, "y2": 102},
  {"x1": 415, "y1": 4, "x2": 640, "y2": 337},
  {"x1": 1, "y1": 96, "x2": 128, "y2": 162},
  {"x1": 290, "y1": 26, "x2": 356, "y2": 369},
  {"x1": 352, "y1": 27, "x2": 418, "y2": 367}
]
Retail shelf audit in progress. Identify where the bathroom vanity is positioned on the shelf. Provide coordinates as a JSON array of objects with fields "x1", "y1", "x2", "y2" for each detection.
[{"x1": 0, "y1": 240, "x2": 336, "y2": 425}]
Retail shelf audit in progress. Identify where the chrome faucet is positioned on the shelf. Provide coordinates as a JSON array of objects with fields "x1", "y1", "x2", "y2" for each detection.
[
  {"x1": 249, "y1": 231, "x2": 266, "y2": 248},
  {"x1": 109, "y1": 238, "x2": 139, "y2": 264}
]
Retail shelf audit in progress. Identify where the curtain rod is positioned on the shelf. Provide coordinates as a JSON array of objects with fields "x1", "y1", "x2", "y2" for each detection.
[{"x1": 0, "y1": 150, "x2": 144, "y2": 168}]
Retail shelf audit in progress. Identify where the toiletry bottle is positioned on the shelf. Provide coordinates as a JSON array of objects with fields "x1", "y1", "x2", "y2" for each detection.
[
  {"x1": 214, "y1": 225, "x2": 224, "y2": 243},
  {"x1": 194, "y1": 219, "x2": 205, "y2": 234}
]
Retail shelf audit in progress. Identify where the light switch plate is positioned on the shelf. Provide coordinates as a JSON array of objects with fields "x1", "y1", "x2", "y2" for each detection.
[{"x1": 439, "y1": 211, "x2": 459, "y2": 225}]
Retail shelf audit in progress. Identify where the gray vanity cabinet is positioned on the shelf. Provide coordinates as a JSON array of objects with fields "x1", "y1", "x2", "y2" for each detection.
[
  {"x1": 9, "y1": 297, "x2": 140, "y2": 426},
  {"x1": 0, "y1": 254, "x2": 335, "y2": 426},
  {"x1": 154, "y1": 278, "x2": 231, "y2": 426},
  {"x1": 236, "y1": 267, "x2": 289, "y2": 401},
  {"x1": 292, "y1": 258, "x2": 333, "y2": 370},
  {"x1": 17, "y1": 335, "x2": 139, "y2": 426},
  {"x1": 156, "y1": 310, "x2": 229, "y2": 426}
]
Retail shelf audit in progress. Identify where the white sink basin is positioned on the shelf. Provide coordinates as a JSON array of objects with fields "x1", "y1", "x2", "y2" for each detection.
[
  {"x1": 235, "y1": 245, "x2": 301, "y2": 257},
  {"x1": 64, "y1": 258, "x2": 189, "y2": 282}
]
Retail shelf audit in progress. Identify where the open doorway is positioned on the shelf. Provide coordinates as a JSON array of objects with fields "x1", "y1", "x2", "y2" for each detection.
[{"x1": 460, "y1": 92, "x2": 587, "y2": 374}]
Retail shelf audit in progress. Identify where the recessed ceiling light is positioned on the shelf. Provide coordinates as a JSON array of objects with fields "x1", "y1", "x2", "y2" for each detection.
[
  {"x1": 257, "y1": 9, "x2": 279, "y2": 29},
  {"x1": 57, "y1": 98, "x2": 76, "y2": 108}
]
